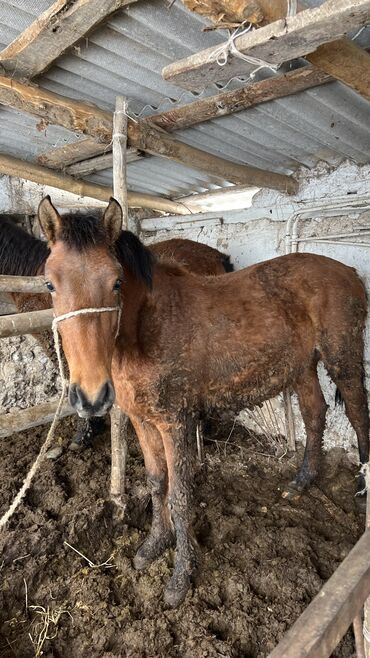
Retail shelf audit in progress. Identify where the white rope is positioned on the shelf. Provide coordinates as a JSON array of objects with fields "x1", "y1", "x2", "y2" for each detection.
[
  {"x1": 287, "y1": 0, "x2": 297, "y2": 17},
  {"x1": 0, "y1": 305, "x2": 121, "y2": 530},
  {"x1": 208, "y1": 24, "x2": 279, "y2": 78}
]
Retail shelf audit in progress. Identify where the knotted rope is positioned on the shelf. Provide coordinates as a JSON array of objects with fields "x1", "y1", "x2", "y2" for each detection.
[
  {"x1": 208, "y1": 23, "x2": 279, "y2": 77},
  {"x1": 0, "y1": 305, "x2": 121, "y2": 530}
]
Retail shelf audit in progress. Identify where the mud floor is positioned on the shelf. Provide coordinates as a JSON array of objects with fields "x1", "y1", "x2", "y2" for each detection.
[{"x1": 0, "y1": 417, "x2": 364, "y2": 658}]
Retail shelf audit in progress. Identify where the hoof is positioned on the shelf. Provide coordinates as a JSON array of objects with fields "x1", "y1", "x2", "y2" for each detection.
[
  {"x1": 281, "y1": 480, "x2": 304, "y2": 501},
  {"x1": 164, "y1": 575, "x2": 191, "y2": 608},
  {"x1": 133, "y1": 532, "x2": 173, "y2": 571}
]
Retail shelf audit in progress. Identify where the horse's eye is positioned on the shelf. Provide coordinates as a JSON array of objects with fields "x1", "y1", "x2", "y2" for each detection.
[
  {"x1": 46, "y1": 281, "x2": 55, "y2": 292},
  {"x1": 113, "y1": 279, "x2": 122, "y2": 291}
]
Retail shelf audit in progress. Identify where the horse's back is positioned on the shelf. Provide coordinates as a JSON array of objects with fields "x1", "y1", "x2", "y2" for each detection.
[{"x1": 151, "y1": 238, "x2": 232, "y2": 275}]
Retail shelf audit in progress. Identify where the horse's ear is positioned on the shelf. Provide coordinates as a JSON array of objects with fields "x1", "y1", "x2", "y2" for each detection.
[
  {"x1": 103, "y1": 198, "x2": 122, "y2": 244},
  {"x1": 38, "y1": 196, "x2": 62, "y2": 244}
]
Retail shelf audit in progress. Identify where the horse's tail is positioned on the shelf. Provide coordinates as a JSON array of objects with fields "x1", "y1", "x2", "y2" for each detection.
[{"x1": 221, "y1": 254, "x2": 234, "y2": 273}]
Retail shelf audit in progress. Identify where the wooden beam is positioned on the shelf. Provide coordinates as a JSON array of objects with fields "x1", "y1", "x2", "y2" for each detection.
[
  {"x1": 0, "y1": 0, "x2": 138, "y2": 79},
  {"x1": 0, "y1": 75, "x2": 113, "y2": 142},
  {"x1": 39, "y1": 138, "x2": 111, "y2": 169},
  {"x1": 0, "y1": 400, "x2": 73, "y2": 438},
  {"x1": 0, "y1": 74, "x2": 297, "y2": 194},
  {"x1": 162, "y1": 0, "x2": 370, "y2": 90},
  {"x1": 38, "y1": 63, "x2": 332, "y2": 168},
  {"x1": 268, "y1": 529, "x2": 370, "y2": 658},
  {"x1": 0, "y1": 275, "x2": 47, "y2": 294},
  {"x1": 66, "y1": 150, "x2": 142, "y2": 176},
  {"x1": 0, "y1": 154, "x2": 190, "y2": 214},
  {"x1": 0, "y1": 308, "x2": 53, "y2": 338},
  {"x1": 306, "y1": 39, "x2": 370, "y2": 101},
  {"x1": 150, "y1": 65, "x2": 332, "y2": 132},
  {"x1": 242, "y1": 1, "x2": 370, "y2": 102},
  {"x1": 39, "y1": 139, "x2": 142, "y2": 173},
  {"x1": 128, "y1": 121, "x2": 298, "y2": 194}
]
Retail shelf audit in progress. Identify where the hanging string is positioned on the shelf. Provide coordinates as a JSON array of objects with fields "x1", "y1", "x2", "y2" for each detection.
[{"x1": 207, "y1": 23, "x2": 279, "y2": 78}]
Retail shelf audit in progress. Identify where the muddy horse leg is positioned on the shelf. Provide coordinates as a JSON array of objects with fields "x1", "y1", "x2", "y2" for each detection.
[
  {"x1": 321, "y1": 335, "x2": 369, "y2": 496},
  {"x1": 131, "y1": 417, "x2": 173, "y2": 570},
  {"x1": 160, "y1": 416, "x2": 197, "y2": 608},
  {"x1": 328, "y1": 375, "x2": 369, "y2": 495},
  {"x1": 284, "y1": 364, "x2": 328, "y2": 497}
]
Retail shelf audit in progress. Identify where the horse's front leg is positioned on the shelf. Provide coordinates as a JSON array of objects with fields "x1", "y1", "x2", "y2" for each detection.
[
  {"x1": 130, "y1": 416, "x2": 174, "y2": 569},
  {"x1": 160, "y1": 416, "x2": 197, "y2": 608}
]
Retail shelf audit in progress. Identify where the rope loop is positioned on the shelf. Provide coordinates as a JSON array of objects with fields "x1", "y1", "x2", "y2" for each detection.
[{"x1": 0, "y1": 304, "x2": 121, "y2": 530}]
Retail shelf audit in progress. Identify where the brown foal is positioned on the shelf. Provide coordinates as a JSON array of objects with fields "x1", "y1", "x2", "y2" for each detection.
[{"x1": 38, "y1": 197, "x2": 369, "y2": 608}]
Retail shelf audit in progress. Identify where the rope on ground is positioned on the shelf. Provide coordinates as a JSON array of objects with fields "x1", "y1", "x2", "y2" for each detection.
[{"x1": 0, "y1": 305, "x2": 121, "y2": 530}]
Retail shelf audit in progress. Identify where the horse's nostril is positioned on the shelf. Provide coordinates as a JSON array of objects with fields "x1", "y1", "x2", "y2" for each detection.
[
  {"x1": 96, "y1": 381, "x2": 115, "y2": 409},
  {"x1": 69, "y1": 384, "x2": 89, "y2": 411}
]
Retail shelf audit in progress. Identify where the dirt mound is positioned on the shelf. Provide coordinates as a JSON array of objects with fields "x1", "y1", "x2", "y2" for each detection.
[{"x1": 0, "y1": 418, "x2": 363, "y2": 657}]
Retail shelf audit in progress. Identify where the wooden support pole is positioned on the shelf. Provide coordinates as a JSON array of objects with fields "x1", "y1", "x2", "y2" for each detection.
[
  {"x1": 110, "y1": 96, "x2": 129, "y2": 510},
  {"x1": 268, "y1": 529, "x2": 370, "y2": 658},
  {"x1": 363, "y1": 471, "x2": 370, "y2": 657},
  {"x1": 0, "y1": 400, "x2": 73, "y2": 438},
  {"x1": 0, "y1": 308, "x2": 53, "y2": 338},
  {"x1": 0, "y1": 275, "x2": 47, "y2": 294},
  {"x1": 0, "y1": 153, "x2": 189, "y2": 215}
]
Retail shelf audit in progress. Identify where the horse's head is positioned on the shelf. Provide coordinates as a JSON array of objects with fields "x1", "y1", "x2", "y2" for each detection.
[{"x1": 38, "y1": 196, "x2": 125, "y2": 418}]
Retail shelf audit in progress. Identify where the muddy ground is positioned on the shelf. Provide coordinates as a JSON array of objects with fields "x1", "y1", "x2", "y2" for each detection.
[{"x1": 0, "y1": 417, "x2": 364, "y2": 658}]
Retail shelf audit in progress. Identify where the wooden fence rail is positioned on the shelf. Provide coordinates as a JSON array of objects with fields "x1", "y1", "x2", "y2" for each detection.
[
  {"x1": 0, "y1": 274, "x2": 47, "y2": 293},
  {"x1": 0, "y1": 400, "x2": 73, "y2": 438},
  {"x1": 268, "y1": 529, "x2": 370, "y2": 658},
  {"x1": 0, "y1": 308, "x2": 53, "y2": 337}
]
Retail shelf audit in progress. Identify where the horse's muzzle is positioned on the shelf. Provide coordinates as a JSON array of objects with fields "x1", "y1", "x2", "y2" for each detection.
[{"x1": 69, "y1": 381, "x2": 115, "y2": 418}]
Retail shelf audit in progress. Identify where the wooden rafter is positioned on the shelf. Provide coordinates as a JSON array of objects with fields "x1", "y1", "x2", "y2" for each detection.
[
  {"x1": 39, "y1": 138, "x2": 143, "y2": 174},
  {"x1": 0, "y1": 0, "x2": 138, "y2": 79},
  {"x1": 0, "y1": 75, "x2": 297, "y2": 194},
  {"x1": 162, "y1": 0, "x2": 370, "y2": 90},
  {"x1": 0, "y1": 154, "x2": 190, "y2": 215}
]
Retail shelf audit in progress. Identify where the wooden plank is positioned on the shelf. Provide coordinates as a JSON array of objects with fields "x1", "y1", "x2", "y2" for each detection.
[
  {"x1": 128, "y1": 121, "x2": 298, "y2": 194},
  {"x1": 39, "y1": 138, "x2": 111, "y2": 169},
  {"x1": 247, "y1": 1, "x2": 370, "y2": 102},
  {"x1": 0, "y1": 400, "x2": 73, "y2": 438},
  {"x1": 0, "y1": 153, "x2": 190, "y2": 214},
  {"x1": 66, "y1": 150, "x2": 142, "y2": 177},
  {"x1": 162, "y1": 0, "x2": 370, "y2": 90},
  {"x1": 151, "y1": 65, "x2": 331, "y2": 132},
  {"x1": 0, "y1": 0, "x2": 138, "y2": 79},
  {"x1": 268, "y1": 529, "x2": 370, "y2": 658},
  {"x1": 0, "y1": 275, "x2": 47, "y2": 294},
  {"x1": 0, "y1": 308, "x2": 53, "y2": 337},
  {"x1": 307, "y1": 39, "x2": 370, "y2": 101},
  {"x1": 0, "y1": 75, "x2": 296, "y2": 194}
]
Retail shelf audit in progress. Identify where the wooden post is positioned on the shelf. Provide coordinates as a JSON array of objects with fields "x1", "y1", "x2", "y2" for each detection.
[
  {"x1": 283, "y1": 389, "x2": 296, "y2": 452},
  {"x1": 110, "y1": 96, "x2": 129, "y2": 510}
]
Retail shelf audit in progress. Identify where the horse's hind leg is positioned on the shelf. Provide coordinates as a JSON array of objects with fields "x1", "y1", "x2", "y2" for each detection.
[
  {"x1": 130, "y1": 416, "x2": 174, "y2": 570},
  {"x1": 324, "y1": 367, "x2": 369, "y2": 495},
  {"x1": 284, "y1": 364, "x2": 328, "y2": 497}
]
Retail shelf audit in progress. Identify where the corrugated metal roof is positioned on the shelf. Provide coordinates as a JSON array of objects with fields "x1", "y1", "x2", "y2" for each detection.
[{"x1": 0, "y1": 0, "x2": 370, "y2": 198}]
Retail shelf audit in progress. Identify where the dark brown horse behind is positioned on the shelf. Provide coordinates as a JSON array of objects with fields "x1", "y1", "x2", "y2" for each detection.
[
  {"x1": 38, "y1": 197, "x2": 368, "y2": 608},
  {"x1": 0, "y1": 216, "x2": 232, "y2": 446}
]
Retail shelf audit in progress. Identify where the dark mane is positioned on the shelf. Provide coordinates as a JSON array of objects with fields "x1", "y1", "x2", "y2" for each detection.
[
  {"x1": 0, "y1": 216, "x2": 49, "y2": 276},
  {"x1": 59, "y1": 214, "x2": 106, "y2": 251},
  {"x1": 115, "y1": 230, "x2": 153, "y2": 289}
]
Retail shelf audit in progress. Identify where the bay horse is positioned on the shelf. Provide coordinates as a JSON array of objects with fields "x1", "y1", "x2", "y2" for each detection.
[
  {"x1": 38, "y1": 197, "x2": 369, "y2": 608},
  {"x1": 0, "y1": 215, "x2": 232, "y2": 447}
]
